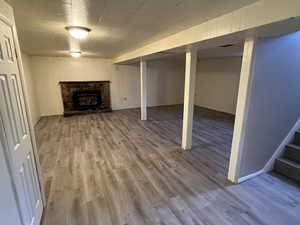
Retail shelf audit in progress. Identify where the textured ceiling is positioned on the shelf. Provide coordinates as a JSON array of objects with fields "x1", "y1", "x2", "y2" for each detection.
[{"x1": 7, "y1": 0, "x2": 257, "y2": 58}]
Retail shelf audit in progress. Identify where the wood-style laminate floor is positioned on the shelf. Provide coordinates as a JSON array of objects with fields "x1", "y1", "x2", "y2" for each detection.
[{"x1": 36, "y1": 105, "x2": 300, "y2": 225}]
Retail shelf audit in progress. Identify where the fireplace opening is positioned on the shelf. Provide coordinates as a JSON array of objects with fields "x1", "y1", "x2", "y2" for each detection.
[
  {"x1": 59, "y1": 81, "x2": 111, "y2": 116},
  {"x1": 73, "y1": 90, "x2": 102, "y2": 111}
]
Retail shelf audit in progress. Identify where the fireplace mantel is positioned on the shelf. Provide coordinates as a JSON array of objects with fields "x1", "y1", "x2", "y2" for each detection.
[
  {"x1": 59, "y1": 81, "x2": 111, "y2": 116},
  {"x1": 59, "y1": 81, "x2": 110, "y2": 85}
]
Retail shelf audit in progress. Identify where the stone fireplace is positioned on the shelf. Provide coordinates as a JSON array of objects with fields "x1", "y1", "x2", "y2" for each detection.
[{"x1": 59, "y1": 81, "x2": 111, "y2": 116}]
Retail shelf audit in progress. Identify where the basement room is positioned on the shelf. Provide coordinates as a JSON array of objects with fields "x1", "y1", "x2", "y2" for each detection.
[{"x1": 1, "y1": 1, "x2": 300, "y2": 225}]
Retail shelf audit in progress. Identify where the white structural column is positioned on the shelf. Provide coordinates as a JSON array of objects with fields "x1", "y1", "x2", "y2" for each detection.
[
  {"x1": 140, "y1": 59, "x2": 147, "y2": 120},
  {"x1": 228, "y1": 37, "x2": 257, "y2": 183},
  {"x1": 182, "y1": 49, "x2": 197, "y2": 150}
]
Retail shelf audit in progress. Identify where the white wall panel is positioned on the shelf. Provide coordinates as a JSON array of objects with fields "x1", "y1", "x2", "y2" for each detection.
[{"x1": 115, "y1": 0, "x2": 300, "y2": 63}]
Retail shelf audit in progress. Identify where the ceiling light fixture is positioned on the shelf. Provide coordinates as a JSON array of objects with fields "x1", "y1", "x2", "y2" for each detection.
[
  {"x1": 70, "y1": 51, "x2": 82, "y2": 58},
  {"x1": 65, "y1": 26, "x2": 91, "y2": 40}
]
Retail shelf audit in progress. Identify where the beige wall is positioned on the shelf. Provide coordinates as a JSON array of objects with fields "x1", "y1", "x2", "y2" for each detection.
[
  {"x1": 147, "y1": 60, "x2": 184, "y2": 107},
  {"x1": 195, "y1": 57, "x2": 242, "y2": 114},
  {"x1": 25, "y1": 55, "x2": 241, "y2": 118},
  {"x1": 21, "y1": 53, "x2": 40, "y2": 125},
  {"x1": 30, "y1": 56, "x2": 185, "y2": 116}
]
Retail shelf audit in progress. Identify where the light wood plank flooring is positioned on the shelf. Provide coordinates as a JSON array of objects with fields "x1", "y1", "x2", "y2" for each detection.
[{"x1": 36, "y1": 105, "x2": 300, "y2": 225}]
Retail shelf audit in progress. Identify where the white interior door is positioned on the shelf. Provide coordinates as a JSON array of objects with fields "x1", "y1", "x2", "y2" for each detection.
[{"x1": 0, "y1": 18, "x2": 43, "y2": 225}]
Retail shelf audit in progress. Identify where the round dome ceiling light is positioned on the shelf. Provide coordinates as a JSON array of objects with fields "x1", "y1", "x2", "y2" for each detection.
[
  {"x1": 70, "y1": 51, "x2": 82, "y2": 58},
  {"x1": 65, "y1": 26, "x2": 91, "y2": 40}
]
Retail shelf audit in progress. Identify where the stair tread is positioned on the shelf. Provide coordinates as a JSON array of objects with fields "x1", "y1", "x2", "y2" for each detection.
[
  {"x1": 287, "y1": 143, "x2": 300, "y2": 150},
  {"x1": 277, "y1": 157, "x2": 300, "y2": 168}
]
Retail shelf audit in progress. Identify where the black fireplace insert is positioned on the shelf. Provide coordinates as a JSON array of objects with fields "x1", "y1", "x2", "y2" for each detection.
[{"x1": 73, "y1": 90, "x2": 102, "y2": 110}]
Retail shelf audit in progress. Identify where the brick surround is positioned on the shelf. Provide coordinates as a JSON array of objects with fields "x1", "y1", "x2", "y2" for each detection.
[{"x1": 59, "y1": 81, "x2": 111, "y2": 116}]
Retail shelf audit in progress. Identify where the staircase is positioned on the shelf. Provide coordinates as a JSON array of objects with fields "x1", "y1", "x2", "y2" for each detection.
[{"x1": 274, "y1": 131, "x2": 300, "y2": 183}]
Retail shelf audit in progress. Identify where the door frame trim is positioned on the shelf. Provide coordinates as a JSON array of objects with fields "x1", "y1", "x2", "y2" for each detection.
[{"x1": 0, "y1": 12, "x2": 46, "y2": 206}]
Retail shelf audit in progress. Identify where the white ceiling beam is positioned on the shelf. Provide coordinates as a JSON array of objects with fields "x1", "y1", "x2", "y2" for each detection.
[{"x1": 114, "y1": 0, "x2": 300, "y2": 64}]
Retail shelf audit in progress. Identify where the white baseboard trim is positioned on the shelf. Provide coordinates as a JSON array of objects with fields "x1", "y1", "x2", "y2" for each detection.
[
  {"x1": 263, "y1": 118, "x2": 300, "y2": 172},
  {"x1": 237, "y1": 118, "x2": 300, "y2": 183},
  {"x1": 237, "y1": 170, "x2": 264, "y2": 183}
]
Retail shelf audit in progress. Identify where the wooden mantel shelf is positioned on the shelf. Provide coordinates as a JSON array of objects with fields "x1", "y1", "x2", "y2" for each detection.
[{"x1": 59, "y1": 81, "x2": 110, "y2": 85}]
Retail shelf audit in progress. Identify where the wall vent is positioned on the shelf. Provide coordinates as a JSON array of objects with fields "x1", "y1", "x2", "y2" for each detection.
[{"x1": 219, "y1": 44, "x2": 234, "y2": 48}]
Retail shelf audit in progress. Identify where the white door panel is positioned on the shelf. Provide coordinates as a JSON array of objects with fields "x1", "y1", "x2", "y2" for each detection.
[
  {"x1": 0, "y1": 119, "x2": 23, "y2": 225},
  {"x1": 0, "y1": 15, "x2": 43, "y2": 225}
]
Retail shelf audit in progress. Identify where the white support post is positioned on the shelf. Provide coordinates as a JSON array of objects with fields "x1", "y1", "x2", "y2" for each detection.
[
  {"x1": 228, "y1": 37, "x2": 257, "y2": 183},
  {"x1": 182, "y1": 49, "x2": 197, "y2": 150},
  {"x1": 140, "y1": 59, "x2": 147, "y2": 120}
]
